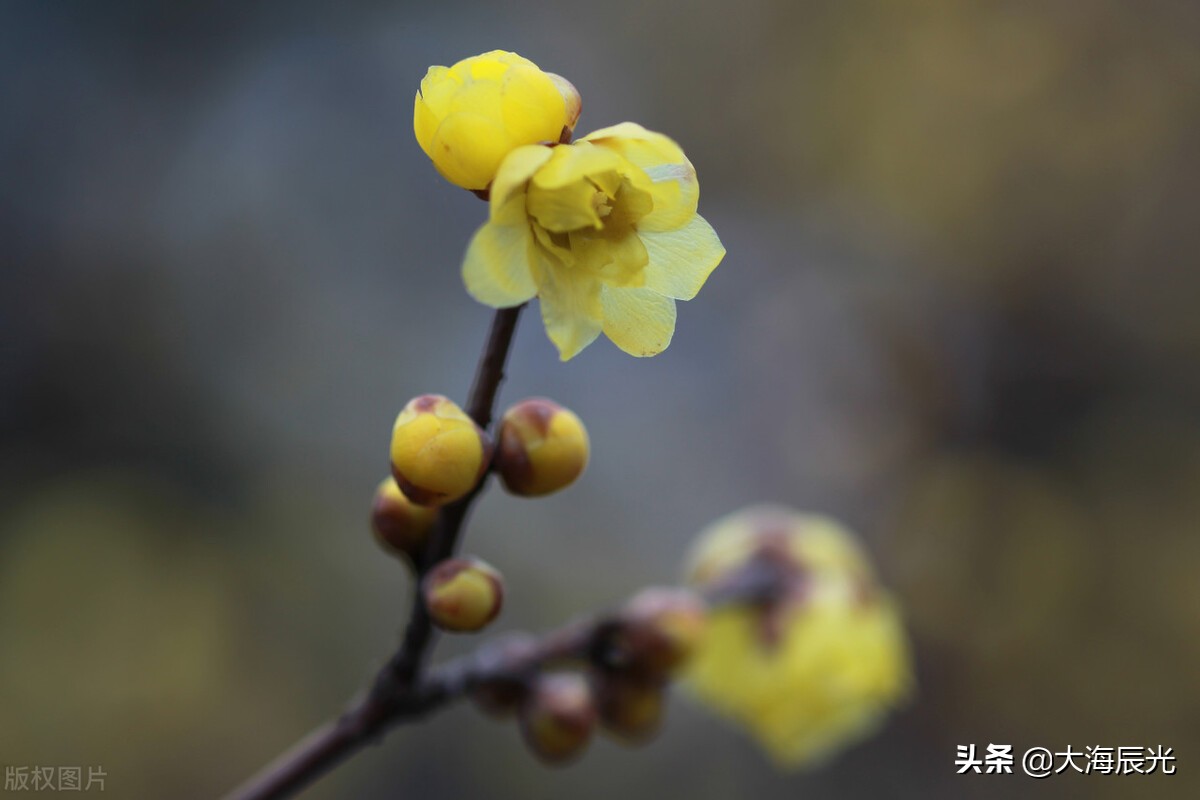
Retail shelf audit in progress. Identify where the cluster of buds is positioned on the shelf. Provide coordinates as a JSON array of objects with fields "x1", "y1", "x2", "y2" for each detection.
[
  {"x1": 370, "y1": 394, "x2": 591, "y2": 638},
  {"x1": 463, "y1": 587, "x2": 708, "y2": 764},
  {"x1": 380, "y1": 394, "x2": 589, "y2": 519},
  {"x1": 592, "y1": 587, "x2": 708, "y2": 744}
]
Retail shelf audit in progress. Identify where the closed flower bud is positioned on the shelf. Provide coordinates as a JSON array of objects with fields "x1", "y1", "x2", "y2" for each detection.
[
  {"x1": 519, "y1": 673, "x2": 597, "y2": 765},
  {"x1": 370, "y1": 476, "x2": 438, "y2": 562},
  {"x1": 414, "y1": 50, "x2": 579, "y2": 191},
  {"x1": 595, "y1": 673, "x2": 666, "y2": 744},
  {"x1": 495, "y1": 398, "x2": 589, "y2": 497},
  {"x1": 423, "y1": 557, "x2": 504, "y2": 633},
  {"x1": 391, "y1": 394, "x2": 492, "y2": 507},
  {"x1": 612, "y1": 587, "x2": 708, "y2": 679}
]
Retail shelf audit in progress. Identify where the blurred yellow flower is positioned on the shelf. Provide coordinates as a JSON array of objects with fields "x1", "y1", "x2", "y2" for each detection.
[
  {"x1": 682, "y1": 506, "x2": 912, "y2": 768},
  {"x1": 463, "y1": 123, "x2": 725, "y2": 360},
  {"x1": 414, "y1": 51, "x2": 580, "y2": 191}
]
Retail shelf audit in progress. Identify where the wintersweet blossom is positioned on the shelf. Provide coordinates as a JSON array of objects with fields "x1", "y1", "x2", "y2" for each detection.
[
  {"x1": 682, "y1": 506, "x2": 912, "y2": 768},
  {"x1": 414, "y1": 51, "x2": 580, "y2": 191},
  {"x1": 462, "y1": 123, "x2": 725, "y2": 360}
]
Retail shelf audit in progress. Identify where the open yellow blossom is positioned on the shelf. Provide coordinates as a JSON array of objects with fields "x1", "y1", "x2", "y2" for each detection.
[
  {"x1": 414, "y1": 51, "x2": 581, "y2": 191},
  {"x1": 682, "y1": 506, "x2": 912, "y2": 768},
  {"x1": 462, "y1": 123, "x2": 725, "y2": 360}
]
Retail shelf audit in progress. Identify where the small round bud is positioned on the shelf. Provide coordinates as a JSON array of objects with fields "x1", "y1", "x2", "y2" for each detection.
[
  {"x1": 390, "y1": 394, "x2": 493, "y2": 507},
  {"x1": 519, "y1": 673, "x2": 596, "y2": 765},
  {"x1": 370, "y1": 476, "x2": 438, "y2": 562},
  {"x1": 422, "y1": 557, "x2": 505, "y2": 633},
  {"x1": 612, "y1": 587, "x2": 708, "y2": 679},
  {"x1": 495, "y1": 398, "x2": 589, "y2": 497},
  {"x1": 595, "y1": 674, "x2": 666, "y2": 744}
]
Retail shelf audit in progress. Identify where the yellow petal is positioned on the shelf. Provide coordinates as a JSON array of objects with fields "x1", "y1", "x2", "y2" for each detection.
[
  {"x1": 531, "y1": 223, "x2": 576, "y2": 268},
  {"x1": 640, "y1": 214, "x2": 725, "y2": 300},
  {"x1": 531, "y1": 142, "x2": 624, "y2": 190},
  {"x1": 490, "y1": 145, "x2": 554, "y2": 212},
  {"x1": 527, "y1": 176, "x2": 604, "y2": 232},
  {"x1": 546, "y1": 72, "x2": 582, "y2": 131},
  {"x1": 500, "y1": 65, "x2": 568, "y2": 144},
  {"x1": 469, "y1": 50, "x2": 537, "y2": 74},
  {"x1": 534, "y1": 254, "x2": 603, "y2": 360},
  {"x1": 414, "y1": 66, "x2": 462, "y2": 159},
  {"x1": 569, "y1": 227, "x2": 648, "y2": 287},
  {"x1": 417, "y1": 65, "x2": 461, "y2": 117},
  {"x1": 462, "y1": 218, "x2": 537, "y2": 308},
  {"x1": 600, "y1": 286, "x2": 677, "y2": 357},
  {"x1": 582, "y1": 122, "x2": 689, "y2": 171},
  {"x1": 588, "y1": 168, "x2": 624, "y2": 198},
  {"x1": 639, "y1": 161, "x2": 699, "y2": 232},
  {"x1": 413, "y1": 93, "x2": 439, "y2": 159},
  {"x1": 582, "y1": 120, "x2": 673, "y2": 148},
  {"x1": 448, "y1": 76, "x2": 504, "y2": 120},
  {"x1": 584, "y1": 123, "x2": 699, "y2": 232},
  {"x1": 465, "y1": 56, "x2": 508, "y2": 81},
  {"x1": 609, "y1": 175, "x2": 655, "y2": 229},
  {"x1": 430, "y1": 112, "x2": 512, "y2": 190}
]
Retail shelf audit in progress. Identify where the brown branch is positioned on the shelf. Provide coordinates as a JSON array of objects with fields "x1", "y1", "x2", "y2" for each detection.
[
  {"x1": 391, "y1": 570, "x2": 780, "y2": 718},
  {"x1": 224, "y1": 304, "x2": 525, "y2": 800},
  {"x1": 225, "y1": 610, "x2": 621, "y2": 800},
  {"x1": 401, "y1": 617, "x2": 620, "y2": 716},
  {"x1": 222, "y1": 301, "x2": 783, "y2": 800},
  {"x1": 222, "y1": 613, "x2": 608, "y2": 800},
  {"x1": 225, "y1": 539, "x2": 782, "y2": 799}
]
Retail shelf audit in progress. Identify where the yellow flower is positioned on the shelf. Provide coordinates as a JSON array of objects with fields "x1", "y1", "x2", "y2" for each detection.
[
  {"x1": 682, "y1": 506, "x2": 912, "y2": 768},
  {"x1": 414, "y1": 50, "x2": 581, "y2": 191},
  {"x1": 462, "y1": 123, "x2": 725, "y2": 360}
]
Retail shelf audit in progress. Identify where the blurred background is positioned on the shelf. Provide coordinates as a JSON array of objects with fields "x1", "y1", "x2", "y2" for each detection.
[{"x1": 3, "y1": 0, "x2": 1198, "y2": 797}]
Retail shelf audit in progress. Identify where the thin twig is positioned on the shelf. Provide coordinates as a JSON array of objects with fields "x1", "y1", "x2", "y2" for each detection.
[
  {"x1": 224, "y1": 304, "x2": 524, "y2": 800},
  {"x1": 226, "y1": 530, "x2": 780, "y2": 800},
  {"x1": 401, "y1": 616, "x2": 619, "y2": 715}
]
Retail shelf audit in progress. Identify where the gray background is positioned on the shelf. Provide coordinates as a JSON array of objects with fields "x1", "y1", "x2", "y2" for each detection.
[{"x1": 2, "y1": 1, "x2": 1198, "y2": 798}]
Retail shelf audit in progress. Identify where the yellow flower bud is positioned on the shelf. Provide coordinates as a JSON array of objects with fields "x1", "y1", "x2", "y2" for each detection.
[
  {"x1": 390, "y1": 394, "x2": 492, "y2": 507},
  {"x1": 519, "y1": 673, "x2": 596, "y2": 765},
  {"x1": 595, "y1": 673, "x2": 666, "y2": 744},
  {"x1": 495, "y1": 398, "x2": 590, "y2": 497},
  {"x1": 422, "y1": 557, "x2": 504, "y2": 633},
  {"x1": 370, "y1": 476, "x2": 438, "y2": 562},
  {"x1": 682, "y1": 506, "x2": 913, "y2": 769},
  {"x1": 612, "y1": 587, "x2": 708, "y2": 679},
  {"x1": 413, "y1": 50, "x2": 579, "y2": 191}
]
